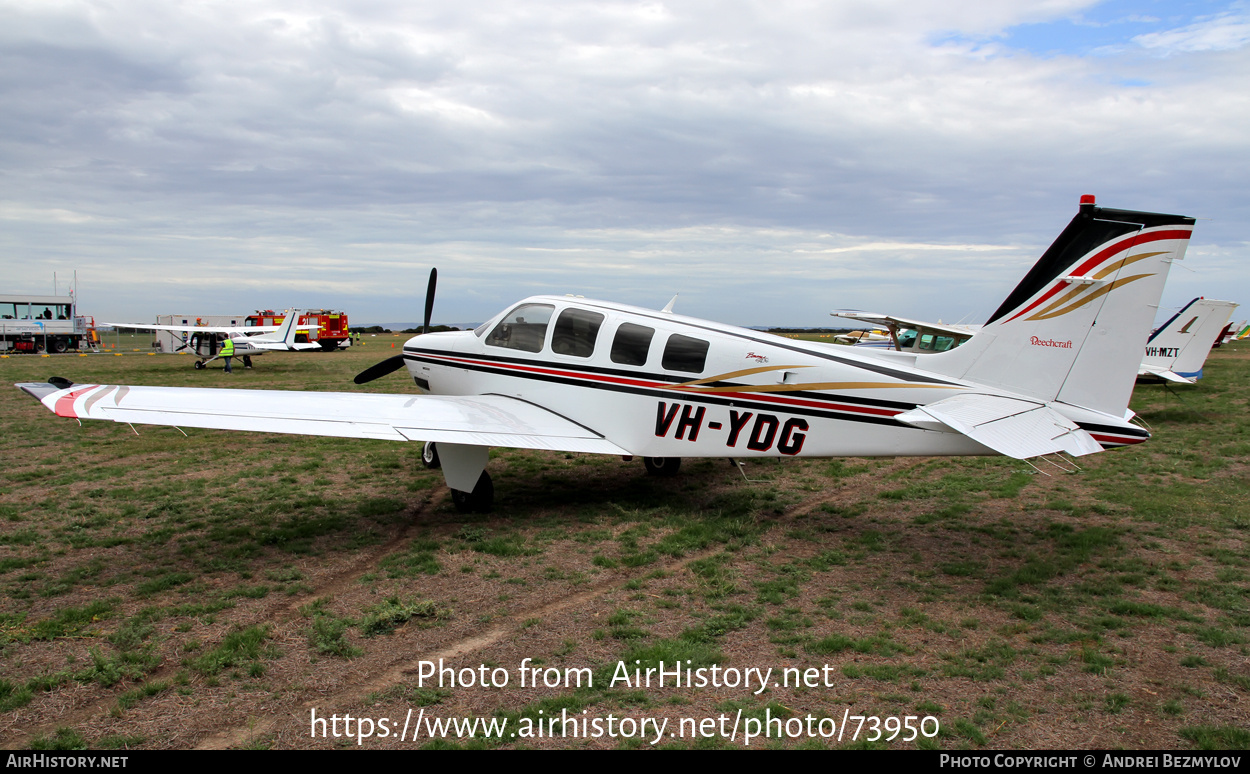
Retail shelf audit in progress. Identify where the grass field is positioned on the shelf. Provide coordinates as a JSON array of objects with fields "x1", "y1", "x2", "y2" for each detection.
[{"x1": 1, "y1": 339, "x2": 1248, "y2": 749}]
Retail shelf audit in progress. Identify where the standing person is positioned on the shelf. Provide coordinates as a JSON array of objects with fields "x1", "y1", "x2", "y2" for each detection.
[{"x1": 220, "y1": 335, "x2": 235, "y2": 374}]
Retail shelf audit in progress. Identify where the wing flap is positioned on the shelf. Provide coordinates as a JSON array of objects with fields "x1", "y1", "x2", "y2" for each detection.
[
  {"x1": 896, "y1": 393, "x2": 1102, "y2": 459},
  {"x1": 17, "y1": 383, "x2": 628, "y2": 455}
]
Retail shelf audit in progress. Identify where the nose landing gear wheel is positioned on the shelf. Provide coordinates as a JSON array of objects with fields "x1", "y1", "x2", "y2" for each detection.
[
  {"x1": 643, "y1": 457, "x2": 681, "y2": 476},
  {"x1": 450, "y1": 471, "x2": 493, "y2": 513},
  {"x1": 194, "y1": 361, "x2": 205, "y2": 370}
]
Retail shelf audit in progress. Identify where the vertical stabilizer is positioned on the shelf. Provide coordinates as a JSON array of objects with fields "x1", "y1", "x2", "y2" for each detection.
[
  {"x1": 1143, "y1": 298, "x2": 1238, "y2": 379},
  {"x1": 925, "y1": 196, "x2": 1195, "y2": 416}
]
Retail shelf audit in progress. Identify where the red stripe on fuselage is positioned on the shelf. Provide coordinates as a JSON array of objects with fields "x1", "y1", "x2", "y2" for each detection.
[
  {"x1": 414, "y1": 353, "x2": 905, "y2": 418},
  {"x1": 1089, "y1": 433, "x2": 1146, "y2": 446}
]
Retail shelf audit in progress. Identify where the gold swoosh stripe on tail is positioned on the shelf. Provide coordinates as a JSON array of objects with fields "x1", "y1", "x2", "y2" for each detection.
[{"x1": 1025, "y1": 274, "x2": 1153, "y2": 321}]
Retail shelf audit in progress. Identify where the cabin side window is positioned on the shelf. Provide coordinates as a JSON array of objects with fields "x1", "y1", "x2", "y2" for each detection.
[
  {"x1": 662, "y1": 334, "x2": 710, "y2": 373},
  {"x1": 485, "y1": 303, "x2": 555, "y2": 353},
  {"x1": 932, "y1": 335, "x2": 960, "y2": 352},
  {"x1": 551, "y1": 308, "x2": 605, "y2": 358},
  {"x1": 610, "y1": 323, "x2": 655, "y2": 366}
]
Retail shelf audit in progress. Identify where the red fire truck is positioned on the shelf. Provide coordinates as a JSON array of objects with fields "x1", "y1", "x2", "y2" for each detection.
[{"x1": 243, "y1": 310, "x2": 350, "y2": 351}]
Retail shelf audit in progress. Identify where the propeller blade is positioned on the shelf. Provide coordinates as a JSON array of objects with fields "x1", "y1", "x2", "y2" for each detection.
[
  {"x1": 423, "y1": 268, "x2": 437, "y2": 334},
  {"x1": 353, "y1": 355, "x2": 407, "y2": 385}
]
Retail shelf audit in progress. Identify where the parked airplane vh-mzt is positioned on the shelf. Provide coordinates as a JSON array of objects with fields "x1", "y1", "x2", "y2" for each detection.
[
  {"x1": 19, "y1": 196, "x2": 1195, "y2": 512},
  {"x1": 1137, "y1": 297, "x2": 1239, "y2": 384},
  {"x1": 105, "y1": 311, "x2": 320, "y2": 369}
]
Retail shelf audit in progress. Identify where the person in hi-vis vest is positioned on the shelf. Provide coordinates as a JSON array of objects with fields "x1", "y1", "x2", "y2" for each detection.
[{"x1": 220, "y1": 336, "x2": 235, "y2": 374}]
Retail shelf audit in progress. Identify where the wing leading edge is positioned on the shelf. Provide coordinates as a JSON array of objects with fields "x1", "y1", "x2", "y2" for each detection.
[{"x1": 16, "y1": 382, "x2": 627, "y2": 456}]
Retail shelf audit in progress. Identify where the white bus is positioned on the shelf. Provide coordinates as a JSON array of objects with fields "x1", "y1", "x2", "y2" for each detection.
[{"x1": 0, "y1": 294, "x2": 99, "y2": 353}]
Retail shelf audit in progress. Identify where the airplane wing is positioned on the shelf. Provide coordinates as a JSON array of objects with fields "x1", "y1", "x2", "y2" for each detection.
[
  {"x1": 246, "y1": 341, "x2": 323, "y2": 352},
  {"x1": 893, "y1": 393, "x2": 1102, "y2": 459},
  {"x1": 831, "y1": 312, "x2": 978, "y2": 338},
  {"x1": 15, "y1": 381, "x2": 628, "y2": 455},
  {"x1": 104, "y1": 323, "x2": 315, "y2": 333}
]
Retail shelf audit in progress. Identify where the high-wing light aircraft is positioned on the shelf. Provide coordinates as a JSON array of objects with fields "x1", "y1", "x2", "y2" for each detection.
[
  {"x1": 19, "y1": 196, "x2": 1195, "y2": 512},
  {"x1": 106, "y1": 311, "x2": 319, "y2": 369},
  {"x1": 831, "y1": 327, "x2": 892, "y2": 345},
  {"x1": 1138, "y1": 297, "x2": 1239, "y2": 383},
  {"x1": 831, "y1": 312, "x2": 978, "y2": 353}
]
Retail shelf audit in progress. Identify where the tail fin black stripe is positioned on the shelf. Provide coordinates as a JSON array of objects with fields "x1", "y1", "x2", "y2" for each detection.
[
  {"x1": 1146, "y1": 297, "x2": 1199, "y2": 344},
  {"x1": 987, "y1": 207, "x2": 1193, "y2": 326}
]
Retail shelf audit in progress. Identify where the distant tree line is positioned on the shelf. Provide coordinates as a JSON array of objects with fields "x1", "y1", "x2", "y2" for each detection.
[{"x1": 400, "y1": 325, "x2": 461, "y2": 333}]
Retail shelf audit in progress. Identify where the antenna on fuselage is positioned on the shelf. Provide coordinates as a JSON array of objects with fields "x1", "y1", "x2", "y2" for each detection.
[{"x1": 661, "y1": 294, "x2": 679, "y2": 314}]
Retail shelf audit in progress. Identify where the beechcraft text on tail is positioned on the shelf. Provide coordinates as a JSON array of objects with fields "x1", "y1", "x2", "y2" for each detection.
[{"x1": 19, "y1": 196, "x2": 1194, "y2": 512}]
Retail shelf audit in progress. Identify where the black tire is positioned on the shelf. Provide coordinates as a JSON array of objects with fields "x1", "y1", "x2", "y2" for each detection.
[
  {"x1": 451, "y1": 471, "x2": 493, "y2": 513},
  {"x1": 320, "y1": 341, "x2": 338, "y2": 352},
  {"x1": 51, "y1": 339, "x2": 68, "y2": 353},
  {"x1": 194, "y1": 361, "x2": 205, "y2": 370},
  {"x1": 422, "y1": 441, "x2": 441, "y2": 469},
  {"x1": 643, "y1": 457, "x2": 681, "y2": 476}
]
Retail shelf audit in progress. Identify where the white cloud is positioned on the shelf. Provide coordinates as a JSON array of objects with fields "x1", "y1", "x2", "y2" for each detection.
[{"x1": 1134, "y1": 11, "x2": 1250, "y2": 53}]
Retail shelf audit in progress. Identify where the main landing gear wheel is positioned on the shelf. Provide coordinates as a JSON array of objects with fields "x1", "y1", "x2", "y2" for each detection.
[
  {"x1": 451, "y1": 471, "x2": 493, "y2": 513},
  {"x1": 422, "y1": 441, "x2": 441, "y2": 469},
  {"x1": 643, "y1": 457, "x2": 681, "y2": 477},
  {"x1": 194, "y1": 361, "x2": 205, "y2": 370}
]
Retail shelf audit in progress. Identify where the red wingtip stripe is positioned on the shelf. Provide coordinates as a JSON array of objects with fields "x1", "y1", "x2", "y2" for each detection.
[{"x1": 53, "y1": 387, "x2": 94, "y2": 418}]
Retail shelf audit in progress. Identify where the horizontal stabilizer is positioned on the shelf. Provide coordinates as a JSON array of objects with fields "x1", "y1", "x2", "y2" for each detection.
[
  {"x1": 895, "y1": 393, "x2": 1102, "y2": 459},
  {"x1": 1137, "y1": 365, "x2": 1195, "y2": 384},
  {"x1": 15, "y1": 382, "x2": 629, "y2": 456}
]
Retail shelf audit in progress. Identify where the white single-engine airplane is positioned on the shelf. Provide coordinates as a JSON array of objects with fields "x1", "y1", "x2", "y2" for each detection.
[
  {"x1": 1138, "y1": 297, "x2": 1239, "y2": 384},
  {"x1": 106, "y1": 311, "x2": 320, "y2": 369},
  {"x1": 19, "y1": 196, "x2": 1194, "y2": 512}
]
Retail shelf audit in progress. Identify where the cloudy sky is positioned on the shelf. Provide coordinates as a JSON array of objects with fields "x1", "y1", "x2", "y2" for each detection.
[{"x1": 2, "y1": 0, "x2": 1247, "y2": 328}]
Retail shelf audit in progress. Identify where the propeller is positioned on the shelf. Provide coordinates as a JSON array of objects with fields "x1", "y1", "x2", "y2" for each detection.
[
  {"x1": 353, "y1": 267, "x2": 437, "y2": 385},
  {"x1": 353, "y1": 355, "x2": 406, "y2": 385},
  {"x1": 424, "y1": 267, "x2": 437, "y2": 334}
]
